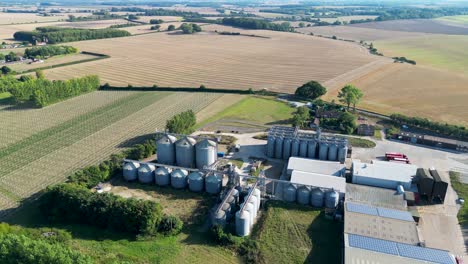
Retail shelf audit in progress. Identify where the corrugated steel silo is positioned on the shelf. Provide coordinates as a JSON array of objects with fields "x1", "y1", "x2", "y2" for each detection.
[
  {"x1": 299, "y1": 140, "x2": 308, "y2": 157},
  {"x1": 282, "y1": 138, "x2": 292, "y2": 160},
  {"x1": 222, "y1": 203, "x2": 232, "y2": 220},
  {"x1": 266, "y1": 136, "x2": 276, "y2": 158},
  {"x1": 307, "y1": 140, "x2": 317, "y2": 159},
  {"x1": 275, "y1": 137, "x2": 283, "y2": 159},
  {"x1": 338, "y1": 145, "x2": 347, "y2": 163},
  {"x1": 310, "y1": 188, "x2": 324, "y2": 207},
  {"x1": 205, "y1": 173, "x2": 222, "y2": 194},
  {"x1": 156, "y1": 134, "x2": 177, "y2": 165},
  {"x1": 138, "y1": 163, "x2": 155, "y2": 184},
  {"x1": 123, "y1": 162, "x2": 140, "y2": 181},
  {"x1": 235, "y1": 210, "x2": 251, "y2": 236},
  {"x1": 171, "y1": 169, "x2": 188, "y2": 189},
  {"x1": 297, "y1": 186, "x2": 311, "y2": 205},
  {"x1": 283, "y1": 184, "x2": 297, "y2": 202},
  {"x1": 232, "y1": 188, "x2": 240, "y2": 204},
  {"x1": 155, "y1": 167, "x2": 171, "y2": 186},
  {"x1": 214, "y1": 210, "x2": 226, "y2": 227},
  {"x1": 188, "y1": 171, "x2": 204, "y2": 192},
  {"x1": 195, "y1": 139, "x2": 217, "y2": 169},
  {"x1": 240, "y1": 202, "x2": 255, "y2": 228},
  {"x1": 328, "y1": 143, "x2": 338, "y2": 161},
  {"x1": 253, "y1": 188, "x2": 261, "y2": 210},
  {"x1": 175, "y1": 136, "x2": 196, "y2": 168},
  {"x1": 291, "y1": 139, "x2": 300, "y2": 157},
  {"x1": 318, "y1": 142, "x2": 329, "y2": 160},
  {"x1": 247, "y1": 195, "x2": 258, "y2": 220},
  {"x1": 325, "y1": 190, "x2": 339, "y2": 208}
]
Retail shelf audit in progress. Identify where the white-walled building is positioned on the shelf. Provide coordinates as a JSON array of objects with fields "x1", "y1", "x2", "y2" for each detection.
[{"x1": 351, "y1": 160, "x2": 417, "y2": 190}]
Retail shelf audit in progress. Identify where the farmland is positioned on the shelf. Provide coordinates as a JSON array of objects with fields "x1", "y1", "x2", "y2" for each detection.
[
  {"x1": 350, "y1": 19, "x2": 468, "y2": 35},
  {"x1": 40, "y1": 24, "x2": 381, "y2": 92},
  {"x1": 0, "y1": 91, "x2": 225, "y2": 215},
  {"x1": 0, "y1": 12, "x2": 87, "y2": 24},
  {"x1": 7, "y1": 53, "x2": 101, "y2": 73},
  {"x1": 253, "y1": 201, "x2": 341, "y2": 264},
  {"x1": 437, "y1": 15, "x2": 468, "y2": 25}
]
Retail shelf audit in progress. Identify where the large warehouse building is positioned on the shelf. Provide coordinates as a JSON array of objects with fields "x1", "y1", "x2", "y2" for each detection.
[{"x1": 351, "y1": 160, "x2": 417, "y2": 190}]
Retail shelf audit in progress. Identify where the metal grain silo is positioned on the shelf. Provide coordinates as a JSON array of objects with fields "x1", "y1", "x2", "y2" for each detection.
[
  {"x1": 188, "y1": 171, "x2": 204, "y2": 192},
  {"x1": 175, "y1": 136, "x2": 196, "y2": 168},
  {"x1": 171, "y1": 169, "x2": 188, "y2": 189},
  {"x1": 275, "y1": 137, "x2": 283, "y2": 159},
  {"x1": 318, "y1": 142, "x2": 329, "y2": 160},
  {"x1": 291, "y1": 139, "x2": 300, "y2": 157},
  {"x1": 310, "y1": 188, "x2": 324, "y2": 207},
  {"x1": 253, "y1": 188, "x2": 261, "y2": 210},
  {"x1": 232, "y1": 188, "x2": 240, "y2": 204},
  {"x1": 283, "y1": 184, "x2": 297, "y2": 203},
  {"x1": 299, "y1": 140, "x2": 308, "y2": 157},
  {"x1": 338, "y1": 145, "x2": 347, "y2": 163},
  {"x1": 307, "y1": 140, "x2": 317, "y2": 159},
  {"x1": 328, "y1": 143, "x2": 338, "y2": 161},
  {"x1": 214, "y1": 210, "x2": 226, "y2": 227},
  {"x1": 156, "y1": 134, "x2": 177, "y2": 165},
  {"x1": 247, "y1": 195, "x2": 258, "y2": 220},
  {"x1": 235, "y1": 210, "x2": 251, "y2": 236},
  {"x1": 123, "y1": 162, "x2": 140, "y2": 181},
  {"x1": 325, "y1": 190, "x2": 339, "y2": 209},
  {"x1": 138, "y1": 163, "x2": 155, "y2": 184},
  {"x1": 240, "y1": 202, "x2": 255, "y2": 228},
  {"x1": 297, "y1": 186, "x2": 311, "y2": 205},
  {"x1": 282, "y1": 138, "x2": 292, "y2": 160},
  {"x1": 222, "y1": 202, "x2": 232, "y2": 220},
  {"x1": 155, "y1": 167, "x2": 171, "y2": 186},
  {"x1": 205, "y1": 173, "x2": 222, "y2": 194},
  {"x1": 266, "y1": 136, "x2": 276, "y2": 158},
  {"x1": 195, "y1": 139, "x2": 217, "y2": 169}
]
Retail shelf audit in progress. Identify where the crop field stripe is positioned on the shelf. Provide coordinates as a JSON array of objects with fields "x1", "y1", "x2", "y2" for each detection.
[{"x1": 0, "y1": 92, "x2": 171, "y2": 178}]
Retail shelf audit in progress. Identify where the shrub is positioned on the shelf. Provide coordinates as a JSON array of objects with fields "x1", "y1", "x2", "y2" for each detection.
[
  {"x1": 165, "y1": 110, "x2": 196, "y2": 134},
  {"x1": 295, "y1": 81, "x2": 327, "y2": 100},
  {"x1": 158, "y1": 215, "x2": 183, "y2": 236}
]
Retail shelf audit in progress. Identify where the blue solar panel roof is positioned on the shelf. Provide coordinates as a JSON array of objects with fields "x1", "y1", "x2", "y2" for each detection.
[
  {"x1": 377, "y1": 207, "x2": 414, "y2": 222},
  {"x1": 346, "y1": 202, "x2": 378, "y2": 216},
  {"x1": 348, "y1": 234, "x2": 399, "y2": 256},
  {"x1": 397, "y1": 243, "x2": 454, "y2": 264}
]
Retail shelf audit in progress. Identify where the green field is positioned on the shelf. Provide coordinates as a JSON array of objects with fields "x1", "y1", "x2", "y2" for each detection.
[
  {"x1": 436, "y1": 15, "x2": 468, "y2": 24},
  {"x1": 346, "y1": 136, "x2": 376, "y2": 148},
  {"x1": 450, "y1": 171, "x2": 468, "y2": 226},
  {"x1": 375, "y1": 35, "x2": 468, "y2": 74},
  {"x1": 197, "y1": 96, "x2": 295, "y2": 129},
  {"x1": 253, "y1": 201, "x2": 341, "y2": 264}
]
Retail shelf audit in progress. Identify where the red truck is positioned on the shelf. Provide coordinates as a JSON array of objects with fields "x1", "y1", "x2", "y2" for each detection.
[{"x1": 385, "y1": 152, "x2": 410, "y2": 164}]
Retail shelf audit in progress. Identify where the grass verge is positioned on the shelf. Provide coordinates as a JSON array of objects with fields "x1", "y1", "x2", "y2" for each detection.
[
  {"x1": 346, "y1": 137, "x2": 376, "y2": 148},
  {"x1": 450, "y1": 171, "x2": 468, "y2": 226},
  {"x1": 374, "y1": 129, "x2": 382, "y2": 140}
]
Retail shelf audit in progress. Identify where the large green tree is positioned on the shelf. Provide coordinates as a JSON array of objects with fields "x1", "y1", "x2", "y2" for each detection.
[
  {"x1": 338, "y1": 112, "x2": 357, "y2": 134},
  {"x1": 294, "y1": 81, "x2": 327, "y2": 100},
  {"x1": 337, "y1": 84, "x2": 363, "y2": 111},
  {"x1": 292, "y1": 106, "x2": 310, "y2": 128}
]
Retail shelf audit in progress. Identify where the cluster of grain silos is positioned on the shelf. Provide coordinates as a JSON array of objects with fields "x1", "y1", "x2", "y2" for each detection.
[
  {"x1": 283, "y1": 183, "x2": 338, "y2": 208},
  {"x1": 236, "y1": 187, "x2": 261, "y2": 237},
  {"x1": 156, "y1": 134, "x2": 218, "y2": 169},
  {"x1": 122, "y1": 161, "x2": 223, "y2": 195},
  {"x1": 266, "y1": 126, "x2": 348, "y2": 163},
  {"x1": 213, "y1": 188, "x2": 240, "y2": 226}
]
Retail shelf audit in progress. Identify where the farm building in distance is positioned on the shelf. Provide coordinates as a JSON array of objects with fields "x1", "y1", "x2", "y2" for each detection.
[
  {"x1": 357, "y1": 123, "x2": 375, "y2": 136},
  {"x1": 351, "y1": 160, "x2": 417, "y2": 190},
  {"x1": 396, "y1": 131, "x2": 468, "y2": 152}
]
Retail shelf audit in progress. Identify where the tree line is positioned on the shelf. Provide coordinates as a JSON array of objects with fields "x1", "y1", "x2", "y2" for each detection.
[
  {"x1": 221, "y1": 17, "x2": 293, "y2": 32},
  {"x1": 24, "y1": 45, "x2": 78, "y2": 59},
  {"x1": 180, "y1": 23, "x2": 202, "y2": 34},
  {"x1": 166, "y1": 110, "x2": 197, "y2": 134},
  {"x1": 14, "y1": 27, "x2": 131, "y2": 44}
]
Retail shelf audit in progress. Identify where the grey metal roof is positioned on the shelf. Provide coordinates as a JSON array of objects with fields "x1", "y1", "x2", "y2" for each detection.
[
  {"x1": 346, "y1": 202, "x2": 413, "y2": 222},
  {"x1": 346, "y1": 202, "x2": 378, "y2": 216},
  {"x1": 345, "y1": 234, "x2": 455, "y2": 264},
  {"x1": 352, "y1": 160, "x2": 417, "y2": 184},
  {"x1": 345, "y1": 247, "x2": 432, "y2": 264},
  {"x1": 287, "y1": 157, "x2": 346, "y2": 176},
  {"x1": 346, "y1": 184, "x2": 407, "y2": 210}
]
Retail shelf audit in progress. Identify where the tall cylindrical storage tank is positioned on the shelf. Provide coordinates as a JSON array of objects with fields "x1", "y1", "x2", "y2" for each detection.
[
  {"x1": 175, "y1": 137, "x2": 196, "y2": 168},
  {"x1": 283, "y1": 184, "x2": 297, "y2": 202},
  {"x1": 222, "y1": 202, "x2": 232, "y2": 220},
  {"x1": 328, "y1": 143, "x2": 338, "y2": 161},
  {"x1": 253, "y1": 188, "x2": 261, "y2": 210},
  {"x1": 297, "y1": 186, "x2": 311, "y2": 205},
  {"x1": 310, "y1": 188, "x2": 324, "y2": 207},
  {"x1": 319, "y1": 142, "x2": 329, "y2": 160},
  {"x1": 156, "y1": 134, "x2": 177, "y2": 165},
  {"x1": 240, "y1": 202, "x2": 255, "y2": 228},
  {"x1": 214, "y1": 210, "x2": 226, "y2": 227},
  {"x1": 123, "y1": 162, "x2": 140, "y2": 181},
  {"x1": 138, "y1": 164, "x2": 155, "y2": 184},
  {"x1": 155, "y1": 167, "x2": 171, "y2": 186},
  {"x1": 299, "y1": 140, "x2": 308, "y2": 157},
  {"x1": 171, "y1": 169, "x2": 188, "y2": 189},
  {"x1": 188, "y1": 171, "x2": 204, "y2": 192},
  {"x1": 247, "y1": 196, "x2": 258, "y2": 219},
  {"x1": 307, "y1": 140, "x2": 317, "y2": 159},
  {"x1": 236, "y1": 210, "x2": 251, "y2": 236},
  {"x1": 275, "y1": 137, "x2": 283, "y2": 159},
  {"x1": 291, "y1": 139, "x2": 300, "y2": 157},
  {"x1": 205, "y1": 174, "x2": 222, "y2": 194},
  {"x1": 232, "y1": 188, "x2": 240, "y2": 204},
  {"x1": 325, "y1": 190, "x2": 339, "y2": 209},
  {"x1": 282, "y1": 138, "x2": 292, "y2": 160},
  {"x1": 338, "y1": 145, "x2": 347, "y2": 163},
  {"x1": 266, "y1": 136, "x2": 275, "y2": 158},
  {"x1": 195, "y1": 139, "x2": 217, "y2": 169}
]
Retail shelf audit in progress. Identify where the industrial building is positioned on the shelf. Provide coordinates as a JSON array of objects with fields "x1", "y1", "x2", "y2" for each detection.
[
  {"x1": 345, "y1": 184, "x2": 407, "y2": 210},
  {"x1": 416, "y1": 168, "x2": 434, "y2": 200},
  {"x1": 344, "y1": 234, "x2": 455, "y2": 264},
  {"x1": 290, "y1": 171, "x2": 346, "y2": 197},
  {"x1": 430, "y1": 169, "x2": 448, "y2": 203},
  {"x1": 286, "y1": 157, "x2": 346, "y2": 177},
  {"x1": 396, "y1": 131, "x2": 468, "y2": 152},
  {"x1": 351, "y1": 160, "x2": 417, "y2": 190},
  {"x1": 266, "y1": 126, "x2": 348, "y2": 163}
]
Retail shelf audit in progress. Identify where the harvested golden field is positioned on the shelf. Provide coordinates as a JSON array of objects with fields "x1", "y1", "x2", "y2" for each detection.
[
  {"x1": 122, "y1": 22, "x2": 187, "y2": 35},
  {"x1": 136, "y1": 16, "x2": 183, "y2": 23},
  {"x1": 8, "y1": 53, "x2": 99, "y2": 73},
  {"x1": 0, "y1": 12, "x2": 73, "y2": 24},
  {"x1": 0, "y1": 22, "x2": 61, "y2": 42},
  {"x1": 320, "y1": 15, "x2": 378, "y2": 23},
  {"x1": 41, "y1": 25, "x2": 383, "y2": 92},
  {"x1": 54, "y1": 19, "x2": 129, "y2": 29},
  {"x1": 325, "y1": 63, "x2": 468, "y2": 125}
]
